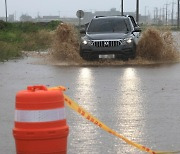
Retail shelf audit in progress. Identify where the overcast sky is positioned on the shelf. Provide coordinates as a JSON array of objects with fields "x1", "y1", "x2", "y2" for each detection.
[{"x1": 0, "y1": 0, "x2": 178, "y2": 19}]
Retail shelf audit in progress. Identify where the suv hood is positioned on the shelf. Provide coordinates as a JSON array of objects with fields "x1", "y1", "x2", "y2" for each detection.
[{"x1": 85, "y1": 32, "x2": 131, "y2": 40}]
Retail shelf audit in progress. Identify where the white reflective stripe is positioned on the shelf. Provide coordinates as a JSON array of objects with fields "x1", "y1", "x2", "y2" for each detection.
[{"x1": 15, "y1": 108, "x2": 66, "y2": 122}]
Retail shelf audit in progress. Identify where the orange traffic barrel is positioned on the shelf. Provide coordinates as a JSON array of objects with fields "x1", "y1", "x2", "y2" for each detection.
[{"x1": 13, "y1": 85, "x2": 69, "y2": 154}]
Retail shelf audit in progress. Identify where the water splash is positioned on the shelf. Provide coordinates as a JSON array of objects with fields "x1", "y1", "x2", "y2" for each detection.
[
  {"x1": 136, "y1": 27, "x2": 179, "y2": 61},
  {"x1": 51, "y1": 23, "x2": 83, "y2": 63}
]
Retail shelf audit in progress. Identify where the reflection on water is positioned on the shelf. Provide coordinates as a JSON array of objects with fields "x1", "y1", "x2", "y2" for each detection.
[
  {"x1": 76, "y1": 68, "x2": 95, "y2": 104},
  {"x1": 121, "y1": 68, "x2": 142, "y2": 105},
  {"x1": 116, "y1": 68, "x2": 145, "y2": 153},
  {"x1": 68, "y1": 67, "x2": 148, "y2": 153},
  {"x1": 80, "y1": 68, "x2": 92, "y2": 79},
  {"x1": 69, "y1": 67, "x2": 146, "y2": 153},
  {"x1": 69, "y1": 67, "x2": 100, "y2": 154}
]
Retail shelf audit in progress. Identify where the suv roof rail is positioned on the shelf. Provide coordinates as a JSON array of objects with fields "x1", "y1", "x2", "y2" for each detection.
[
  {"x1": 126, "y1": 15, "x2": 134, "y2": 18},
  {"x1": 94, "y1": 15, "x2": 129, "y2": 19},
  {"x1": 94, "y1": 16, "x2": 105, "y2": 18}
]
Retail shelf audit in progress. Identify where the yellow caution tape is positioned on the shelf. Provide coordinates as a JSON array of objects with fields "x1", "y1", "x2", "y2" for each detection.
[
  {"x1": 49, "y1": 86, "x2": 180, "y2": 154},
  {"x1": 157, "y1": 152, "x2": 180, "y2": 154},
  {"x1": 63, "y1": 94, "x2": 156, "y2": 154}
]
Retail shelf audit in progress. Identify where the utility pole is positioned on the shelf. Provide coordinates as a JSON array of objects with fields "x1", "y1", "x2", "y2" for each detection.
[
  {"x1": 154, "y1": 7, "x2": 158, "y2": 24},
  {"x1": 58, "y1": 11, "x2": 61, "y2": 19},
  {"x1": 154, "y1": 8, "x2": 156, "y2": 24},
  {"x1": 37, "y1": 12, "x2": 40, "y2": 22},
  {"x1": 136, "y1": 0, "x2": 139, "y2": 23},
  {"x1": 178, "y1": 0, "x2": 180, "y2": 28},
  {"x1": 5, "y1": 0, "x2": 8, "y2": 22},
  {"x1": 156, "y1": 7, "x2": 159, "y2": 24},
  {"x1": 145, "y1": 6, "x2": 148, "y2": 23},
  {"x1": 160, "y1": 8, "x2": 162, "y2": 21},
  {"x1": 14, "y1": 11, "x2": 16, "y2": 21},
  {"x1": 148, "y1": 10, "x2": 151, "y2": 21},
  {"x1": 162, "y1": 7, "x2": 166, "y2": 25},
  {"x1": 165, "y1": 3, "x2": 170, "y2": 25},
  {"x1": 153, "y1": 8, "x2": 156, "y2": 24},
  {"x1": 171, "y1": 1, "x2": 176, "y2": 26},
  {"x1": 121, "y1": 0, "x2": 124, "y2": 16}
]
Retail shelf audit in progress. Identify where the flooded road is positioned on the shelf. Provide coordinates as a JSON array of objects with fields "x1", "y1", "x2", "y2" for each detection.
[{"x1": 0, "y1": 56, "x2": 180, "y2": 154}]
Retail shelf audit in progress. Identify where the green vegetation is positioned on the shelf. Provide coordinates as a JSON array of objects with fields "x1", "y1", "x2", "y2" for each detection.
[
  {"x1": 0, "y1": 20, "x2": 61, "y2": 62},
  {"x1": 141, "y1": 23, "x2": 180, "y2": 31}
]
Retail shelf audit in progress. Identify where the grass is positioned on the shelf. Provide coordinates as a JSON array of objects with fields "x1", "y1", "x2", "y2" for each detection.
[
  {"x1": 141, "y1": 24, "x2": 180, "y2": 31},
  {"x1": 0, "y1": 20, "x2": 61, "y2": 62},
  {"x1": 0, "y1": 41, "x2": 21, "y2": 61}
]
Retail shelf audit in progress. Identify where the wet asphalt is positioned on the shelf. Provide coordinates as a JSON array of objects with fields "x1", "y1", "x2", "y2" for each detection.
[{"x1": 0, "y1": 55, "x2": 180, "y2": 154}]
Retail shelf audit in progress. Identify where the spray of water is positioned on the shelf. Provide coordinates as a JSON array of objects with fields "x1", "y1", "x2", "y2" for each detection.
[
  {"x1": 51, "y1": 23, "x2": 83, "y2": 63},
  {"x1": 136, "y1": 27, "x2": 179, "y2": 61}
]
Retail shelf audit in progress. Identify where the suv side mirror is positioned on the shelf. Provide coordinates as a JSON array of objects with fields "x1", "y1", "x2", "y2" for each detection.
[{"x1": 133, "y1": 27, "x2": 142, "y2": 33}]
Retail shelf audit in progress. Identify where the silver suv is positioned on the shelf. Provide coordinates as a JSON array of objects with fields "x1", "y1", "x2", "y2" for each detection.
[{"x1": 80, "y1": 15, "x2": 141, "y2": 60}]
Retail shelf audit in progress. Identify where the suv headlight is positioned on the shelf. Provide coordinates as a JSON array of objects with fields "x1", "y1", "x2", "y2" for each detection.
[
  {"x1": 81, "y1": 38, "x2": 91, "y2": 45},
  {"x1": 122, "y1": 37, "x2": 133, "y2": 44},
  {"x1": 82, "y1": 40, "x2": 88, "y2": 45}
]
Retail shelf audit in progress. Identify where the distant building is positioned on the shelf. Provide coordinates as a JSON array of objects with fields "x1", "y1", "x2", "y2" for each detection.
[
  {"x1": 81, "y1": 9, "x2": 152, "y2": 26},
  {"x1": 0, "y1": 14, "x2": 15, "y2": 22},
  {"x1": 95, "y1": 8, "x2": 120, "y2": 16},
  {"x1": 0, "y1": 8, "x2": 150, "y2": 25},
  {"x1": 20, "y1": 14, "x2": 33, "y2": 22},
  {"x1": 0, "y1": 17, "x2": 5, "y2": 21},
  {"x1": 81, "y1": 8, "x2": 142, "y2": 25},
  {"x1": 8, "y1": 14, "x2": 15, "y2": 22},
  {"x1": 82, "y1": 8, "x2": 121, "y2": 24},
  {"x1": 61, "y1": 18, "x2": 79, "y2": 25},
  {"x1": 40, "y1": 16, "x2": 60, "y2": 22}
]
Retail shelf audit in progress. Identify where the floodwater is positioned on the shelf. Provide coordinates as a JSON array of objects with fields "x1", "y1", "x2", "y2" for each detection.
[{"x1": 1, "y1": 55, "x2": 180, "y2": 154}]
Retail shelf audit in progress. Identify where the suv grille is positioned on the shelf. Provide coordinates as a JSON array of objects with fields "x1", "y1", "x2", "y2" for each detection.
[{"x1": 91, "y1": 40, "x2": 122, "y2": 48}]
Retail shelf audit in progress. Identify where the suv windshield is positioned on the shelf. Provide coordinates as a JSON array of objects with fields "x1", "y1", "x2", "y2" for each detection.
[{"x1": 87, "y1": 18, "x2": 131, "y2": 33}]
